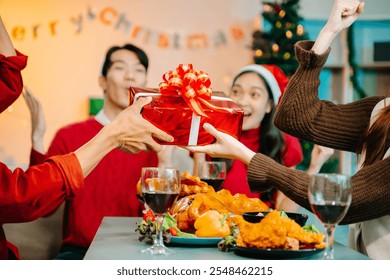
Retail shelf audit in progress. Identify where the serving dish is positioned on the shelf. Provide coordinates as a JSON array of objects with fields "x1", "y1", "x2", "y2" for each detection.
[
  {"x1": 234, "y1": 246, "x2": 324, "y2": 259},
  {"x1": 242, "y1": 211, "x2": 308, "y2": 226},
  {"x1": 168, "y1": 236, "x2": 222, "y2": 246}
]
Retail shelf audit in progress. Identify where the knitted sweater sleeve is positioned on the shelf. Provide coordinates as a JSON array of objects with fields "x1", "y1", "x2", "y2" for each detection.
[
  {"x1": 274, "y1": 41, "x2": 383, "y2": 153},
  {"x1": 247, "y1": 152, "x2": 390, "y2": 225},
  {"x1": 248, "y1": 40, "x2": 390, "y2": 224}
]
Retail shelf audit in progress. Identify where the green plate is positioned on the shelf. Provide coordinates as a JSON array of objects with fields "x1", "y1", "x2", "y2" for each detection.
[{"x1": 169, "y1": 236, "x2": 222, "y2": 246}]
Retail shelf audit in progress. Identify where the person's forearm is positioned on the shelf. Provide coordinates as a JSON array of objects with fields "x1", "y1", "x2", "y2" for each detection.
[
  {"x1": 239, "y1": 148, "x2": 256, "y2": 166},
  {"x1": 311, "y1": 27, "x2": 338, "y2": 55},
  {"x1": 0, "y1": 16, "x2": 16, "y2": 56},
  {"x1": 230, "y1": 138, "x2": 256, "y2": 165}
]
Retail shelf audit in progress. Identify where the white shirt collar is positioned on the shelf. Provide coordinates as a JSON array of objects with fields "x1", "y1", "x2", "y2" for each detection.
[{"x1": 94, "y1": 109, "x2": 111, "y2": 126}]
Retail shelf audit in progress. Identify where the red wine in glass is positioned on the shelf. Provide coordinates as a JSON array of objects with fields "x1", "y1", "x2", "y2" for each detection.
[
  {"x1": 309, "y1": 173, "x2": 352, "y2": 259},
  {"x1": 199, "y1": 161, "x2": 226, "y2": 191},
  {"x1": 136, "y1": 193, "x2": 145, "y2": 204},
  {"x1": 140, "y1": 167, "x2": 181, "y2": 255},
  {"x1": 201, "y1": 178, "x2": 224, "y2": 191},
  {"x1": 311, "y1": 202, "x2": 349, "y2": 225}
]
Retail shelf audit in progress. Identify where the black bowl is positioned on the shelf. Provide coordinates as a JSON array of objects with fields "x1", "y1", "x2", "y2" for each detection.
[{"x1": 243, "y1": 211, "x2": 308, "y2": 227}]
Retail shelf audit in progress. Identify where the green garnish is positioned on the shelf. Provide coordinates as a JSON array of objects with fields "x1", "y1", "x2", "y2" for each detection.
[{"x1": 302, "y1": 224, "x2": 320, "y2": 233}]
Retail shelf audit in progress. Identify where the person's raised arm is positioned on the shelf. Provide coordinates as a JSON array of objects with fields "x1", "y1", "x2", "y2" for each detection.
[
  {"x1": 0, "y1": 16, "x2": 16, "y2": 57},
  {"x1": 0, "y1": 15, "x2": 27, "y2": 114},
  {"x1": 312, "y1": 0, "x2": 364, "y2": 54}
]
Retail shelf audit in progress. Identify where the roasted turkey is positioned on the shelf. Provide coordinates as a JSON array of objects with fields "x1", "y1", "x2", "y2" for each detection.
[{"x1": 171, "y1": 189, "x2": 269, "y2": 232}]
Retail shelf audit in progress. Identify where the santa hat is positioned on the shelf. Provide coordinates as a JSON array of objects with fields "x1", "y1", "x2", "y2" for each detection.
[{"x1": 233, "y1": 64, "x2": 289, "y2": 105}]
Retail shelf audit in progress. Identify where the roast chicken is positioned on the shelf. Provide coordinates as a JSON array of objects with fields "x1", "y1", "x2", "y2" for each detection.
[
  {"x1": 171, "y1": 188, "x2": 269, "y2": 232},
  {"x1": 137, "y1": 171, "x2": 269, "y2": 233}
]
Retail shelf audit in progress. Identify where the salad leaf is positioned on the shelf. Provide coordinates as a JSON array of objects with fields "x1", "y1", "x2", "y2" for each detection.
[
  {"x1": 177, "y1": 231, "x2": 197, "y2": 238},
  {"x1": 302, "y1": 224, "x2": 320, "y2": 233},
  {"x1": 162, "y1": 213, "x2": 177, "y2": 231},
  {"x1": 279, "y1": 210, "x2": 288, "y2": 218},
  {"x1": 162, "y1": 213, "x2": 196, "y2": 238}
]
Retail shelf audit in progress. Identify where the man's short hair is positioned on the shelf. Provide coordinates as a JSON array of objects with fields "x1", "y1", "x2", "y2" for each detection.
[{"x1": 101, "y1": 43, "x2": 149, "y2": 77}]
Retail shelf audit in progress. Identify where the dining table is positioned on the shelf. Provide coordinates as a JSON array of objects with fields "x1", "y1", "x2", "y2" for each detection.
[{"x1": 83, "y1": 217, "x2": 370, "y2": 260}]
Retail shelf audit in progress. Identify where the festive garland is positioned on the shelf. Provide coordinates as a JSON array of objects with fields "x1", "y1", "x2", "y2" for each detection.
[{"x1": 347, "y1": 24, "x2": 367, "y2": 99}]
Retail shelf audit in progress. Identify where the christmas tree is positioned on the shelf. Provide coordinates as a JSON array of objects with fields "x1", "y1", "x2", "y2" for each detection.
[
  {"x1": 252, "y1": 0, "x2": 339, "y2": 173},
  {"x1": 252, "y1": 0, "x2": 308, "y2": 76}
]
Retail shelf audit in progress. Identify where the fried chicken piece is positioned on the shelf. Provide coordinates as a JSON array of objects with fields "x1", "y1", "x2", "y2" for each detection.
[
  {"x1": 212, "y1": 189, "x2": 269, "y2": 215},
  {"x1": 180, "y1": 172, "x2": 215, "y2": 197},
  {"x1": 136, "y1": 172, "x2": 214, "y2": 200},
  {"x1": 172, "y1": 193, "x2": 229, "y2": 232},
  {"x1": 233, "y1": 211, "x2": 325, "y2": 250}
]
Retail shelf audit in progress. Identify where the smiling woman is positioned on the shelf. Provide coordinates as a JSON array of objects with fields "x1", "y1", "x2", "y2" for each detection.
[{"x1": 195, "y1": 64, "x2": 303, "y2": 211}]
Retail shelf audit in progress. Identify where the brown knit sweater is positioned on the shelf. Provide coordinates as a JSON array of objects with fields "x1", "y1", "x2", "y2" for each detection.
[{"x1": 247, "y1": 40, "x2": 389, "y2": 225}]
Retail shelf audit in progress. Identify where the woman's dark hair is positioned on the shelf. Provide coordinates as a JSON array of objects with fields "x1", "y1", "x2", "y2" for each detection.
[
  {"x1": 224, "y1": 71, "x2": 286, "y2": 206},
  {"x1": 358, "y1": 102, "x2": 390, "y2": 167},
  {"x1": 101, "y1": 43, "x2": 149, "y2": 77}
]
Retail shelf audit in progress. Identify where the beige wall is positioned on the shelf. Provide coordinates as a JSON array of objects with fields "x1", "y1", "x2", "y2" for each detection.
[
  {"x1": 0, "y1": 0, "x2": 260, "y2": 169},
  {"x1": 2, "y1": 0, "x2": 389, "y2": 170}
]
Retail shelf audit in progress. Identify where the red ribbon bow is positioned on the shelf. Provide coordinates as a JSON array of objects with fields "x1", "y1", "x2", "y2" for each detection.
[{"x1": 159, "y1": 64, "x2": 231, "y2": 117}]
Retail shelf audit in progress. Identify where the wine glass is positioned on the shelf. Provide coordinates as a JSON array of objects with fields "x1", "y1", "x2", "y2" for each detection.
[
  {"x1": 140, "y1": 167, "x2": 181, "y2": 255},
  {"x1": 199, "y1": 161, "x2": 226, "y2": 191},
  {"x1": 308, "y1": 173, "x2": 352, "y2": 259}
]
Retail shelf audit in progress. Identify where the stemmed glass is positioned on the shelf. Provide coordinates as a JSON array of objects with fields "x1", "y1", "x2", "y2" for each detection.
[
  {"x1": 199, "y1": 161, "x2": 226, "y2": 191},
  {"x1": 308, "y1": 173, "x2": 352, "y2": 259},
  {"x1": 140, "y1": 167, "x2": 180, "y2": 255}
]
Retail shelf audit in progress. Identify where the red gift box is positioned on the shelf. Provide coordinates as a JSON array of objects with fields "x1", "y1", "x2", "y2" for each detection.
[
  {"x1": 131, "y1": 91, "x2": 243, "y2": 146},
  {"x1": 128, "y1": 64, "x2": 243, "y2": 146}
]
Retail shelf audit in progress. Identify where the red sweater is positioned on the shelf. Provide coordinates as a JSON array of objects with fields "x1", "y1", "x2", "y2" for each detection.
[
  {"x1": 1, "y1": 154, "x2": 84, "y2": 259},
  {"x1": 31, "y1": 117, "x2": 158, "y2": 249},
  {"x1": 222, "y1": 128, "x2": 303, "y2": 199},
  {"x1": 0, "y1": 50, "x2": 27, "y2": 113}
]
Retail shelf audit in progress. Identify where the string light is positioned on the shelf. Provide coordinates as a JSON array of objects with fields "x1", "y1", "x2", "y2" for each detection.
[
  {"x1": 297, "y1": 24, "x2": 304, "y2": 36},
  {"x1": 286, "y1": 30, "x2": 293, "y2": 39},
  {"x1": 279, "y1": 10, "x2": 286, "y2": 18},
  {"x1": 276, "y1": 21, "x2": 282, "y2": 28},
  {"x1": 283, "y1": 52, "x2": 291, "y2": 60},
  {"x1": 255, "y1": 49, "x2": 263, "y2": 57},
  {"x1": 272, "y1": 43, "x2": 279, "y2": 53},
  {"x1": 263, "y1": 4, "x2": 272, "y2": 13}
]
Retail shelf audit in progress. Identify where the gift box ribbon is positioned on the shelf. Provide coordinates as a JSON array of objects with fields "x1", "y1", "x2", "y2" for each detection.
[{"x1": 159, "y1": 64, "x2": 233, "y2": 118}]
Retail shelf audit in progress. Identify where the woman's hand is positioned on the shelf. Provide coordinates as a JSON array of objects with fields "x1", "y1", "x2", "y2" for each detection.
[
  {"x1": 22, "y1": 86, "x2": 46, "y2": 153},
  {"x1": 307, "y1": 145, "x2": 334, "y2": 175},
  {"x1": 185, "y1": 123, "x2": 256, "y2": 165},
  {"x1": 325, "y1": 0, "x2": 364, "y2": 33}
]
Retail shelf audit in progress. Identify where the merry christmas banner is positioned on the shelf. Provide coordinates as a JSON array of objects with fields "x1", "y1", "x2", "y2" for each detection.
[{"x1": 8, "y1": 5, "x2": 247, "y2": 49}]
